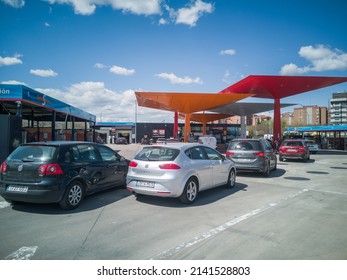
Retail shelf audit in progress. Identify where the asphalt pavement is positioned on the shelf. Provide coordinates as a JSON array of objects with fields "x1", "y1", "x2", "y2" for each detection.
[{"x1": 0, "y1": 144, "x2": 347, "y2": 260}]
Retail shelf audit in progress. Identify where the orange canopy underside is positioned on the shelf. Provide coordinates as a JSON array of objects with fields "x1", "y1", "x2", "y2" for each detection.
[
  {"x1": 181, "y1": 113, "x2": 234, "y2": 123},
  {"x1": 135, "y1": 92, "x2": 253, "y2": 114}
]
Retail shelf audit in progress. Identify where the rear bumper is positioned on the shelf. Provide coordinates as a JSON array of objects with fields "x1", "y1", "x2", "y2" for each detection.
[
  {"x1": 279, "y1": 153, "x2": 306, "y2": 159},
  {"x1": 0, "y1": 183, "x2": 64, "y2": 203}
]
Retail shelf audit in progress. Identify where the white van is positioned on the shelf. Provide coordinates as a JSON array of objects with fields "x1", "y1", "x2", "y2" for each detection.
[{"x1": 198, "y1": 136, "x2": 217, "y2": 149}]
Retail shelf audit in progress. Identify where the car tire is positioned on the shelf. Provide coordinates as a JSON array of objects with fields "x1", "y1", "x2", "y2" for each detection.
[
  {"x1": 179, "y1": 178, "x2": 198, "y2": 204},
  {"x1": 225, "y1": 168, "x2": 236, "y2": 188},
  {"x1": 59, "y1": 181, "x2": 84, "y2": 210},
  {"x1": 279, "y1": 156, "x2": 283, "y2": 162}
]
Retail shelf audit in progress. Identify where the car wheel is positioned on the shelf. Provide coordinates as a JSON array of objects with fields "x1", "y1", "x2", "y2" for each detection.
[
  {"x1": 59, "y1": 181, "x2": 84, "y2": 210},
  {"x1": 179, "y1": 178, "x2": 198, "y2": 204},
  {"x1": 262, "y1": 162, "x2": 270, "y2": 177},
  {"x1": 225, "y1": 168, "x2": 236, "y2": 188},
  {"x1": 279, "y1": 155, "x2": 283, "y2": 162}
]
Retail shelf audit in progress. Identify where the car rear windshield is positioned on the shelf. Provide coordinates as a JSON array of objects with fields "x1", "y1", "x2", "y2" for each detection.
[
  {"x1": 135, "y1": 147, "x2": 180, "y2": 161},
  {"x1": 282, "y1": 141, "x2": 303, "y2": 146},
  {"x1": 228, "y1": 140, "x2": 261, "y2": 151},
  {"x1": 7, "y1": 145, "x2": 57, "y2": 162}
]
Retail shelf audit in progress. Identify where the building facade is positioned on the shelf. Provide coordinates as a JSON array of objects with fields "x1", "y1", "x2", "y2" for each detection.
[
  {"x1": 329, "y1": 92, "x2": 347, "y2": 125},
  {"x1": 292, "y1": 106, "x2": 328, "y2": 126}
]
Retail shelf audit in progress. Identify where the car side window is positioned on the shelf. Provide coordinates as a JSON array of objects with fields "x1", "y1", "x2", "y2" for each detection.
[
  {"x1": 98, "y1": 145, "x2": 119, "y2": 162},
  {"x1": 203, "y1": 147, "x2": 222, "y2": 160},
  {"x1": 76, "y1": 145, "x2": 100, "y2": 162},
  {"x1": 186, "y1": 147, "x2": 207, "y2": 160}
]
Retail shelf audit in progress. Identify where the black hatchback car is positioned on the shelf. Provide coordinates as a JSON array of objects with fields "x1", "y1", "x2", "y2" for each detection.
[{"x1": 0, "y1": 141, "x2": 128, "y2": 210}]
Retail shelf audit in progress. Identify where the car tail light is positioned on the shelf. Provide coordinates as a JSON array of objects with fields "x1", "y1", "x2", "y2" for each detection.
[
  {"x1": 253, "y1": 152, "x2": 265, "y2": 157},
  {"x1": 226, "y1": 151, "x2": 234, "y2": 157},
  {"x1": 0, "y1": 162, "x2": 7, "y2": 173},
  {"x1": 159, "y1": 163, "x2": 181, "y2": 170},
  {"x1": 129, "y1": 161, "x2": 138, "y2": 168},
  {"x1": 38, "y1": 163, "x2": 63, "y2": 175}
]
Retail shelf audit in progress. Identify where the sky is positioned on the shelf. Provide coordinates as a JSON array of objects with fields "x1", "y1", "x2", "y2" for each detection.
[{"x1": 1, "y1": 0, "x2": 347, "y2": 123}]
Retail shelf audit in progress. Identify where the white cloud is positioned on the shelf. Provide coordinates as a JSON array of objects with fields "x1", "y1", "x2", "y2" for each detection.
[
  {"x1": 175, "y1": 0, "x2": 214, "y2": 27},
  {"x1": 44, "y1": 22, "x2": 50, "y2": 27},
  {"x1": 110, "y1": 65, "x2": 135, "y2": 76},
  {"x1": 30, "y1": 69, "x2": 58, "y2": 77},
  {"x1": 1, "y1": 0, "x2": 25, "y2": 8},
  {"x1": 0, "y1": 54, "x2": 23, "y2": 67},
  {"x1": 156, "y1": 72, "x2": 203, "y2": 85},
  {"x1": 220, "y1": 49, "x2": 236, "y2": 56},
  {"x1": 43, "y1": 0, "x2": 161, "y2": 16},
  {"x1": 222, "y1": 70, "x2": 230, "y2": 84},
  {"x1": 1, "y1": 80, "x2": 27, "y2": 85},
  {"x1": 158, "y1": 18, "x2": 167, "y2": 25},
  {"x1": 280, "y1": 45, "x2": 347, "y2": 75},
  {"x1": 36, "y1": 82, "x2": 173, "y2": 122},
  {"x1": 95, "y1": 63, "x2": 107, "y2": 69}
]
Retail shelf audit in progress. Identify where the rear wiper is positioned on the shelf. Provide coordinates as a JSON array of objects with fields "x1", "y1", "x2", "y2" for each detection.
[{"x1": 21, "y1": 158, "x2": 35, "y2": 162}]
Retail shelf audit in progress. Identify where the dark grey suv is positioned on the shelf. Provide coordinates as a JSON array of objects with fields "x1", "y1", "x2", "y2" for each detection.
[
  {"x1": 226, "y1": 138, "x2": 277, "y2": 177},
  {"x1": 0, "y1": 141, "x2": 128, "y2": 210}
]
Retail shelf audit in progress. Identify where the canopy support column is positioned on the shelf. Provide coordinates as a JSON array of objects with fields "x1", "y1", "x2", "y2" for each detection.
[
  {"x1": 273, "y1": 98, "x2": 281, "y2": 144},
  {"x1": 174, "y1": 111, "x2": 178, "y2": 139},
  {"x1": 202, "y1": 121, "x2": 207, "y2": 136},
  {"x1": 240, "y1": 115, "x2": 247, "y2": 138},
  {"x1": 184, "y1": 113, "x2": 191, "y2": 142}
]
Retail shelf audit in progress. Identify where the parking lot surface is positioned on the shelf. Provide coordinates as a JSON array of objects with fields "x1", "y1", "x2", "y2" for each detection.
[{"x1": 1, "y1": 144, "x2": 346, "y2": 260}]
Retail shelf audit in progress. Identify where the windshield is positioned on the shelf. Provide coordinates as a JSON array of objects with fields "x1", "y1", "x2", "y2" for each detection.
[
  {"x1": 135, "y1": 147, "x2": 180, "y2": 161},
  {"x1": 8, "y1": 145, "x2": 57, "y2": 162}
]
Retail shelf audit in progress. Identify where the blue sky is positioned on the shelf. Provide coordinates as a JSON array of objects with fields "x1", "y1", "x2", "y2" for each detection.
[{"x1": 1, "y1": 0, "x2": 347, "y2": 122}]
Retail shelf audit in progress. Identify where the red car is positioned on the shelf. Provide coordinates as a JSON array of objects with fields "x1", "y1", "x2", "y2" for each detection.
[{"x1": 279, "y1": 139, "x2": 310, "y2": 162}]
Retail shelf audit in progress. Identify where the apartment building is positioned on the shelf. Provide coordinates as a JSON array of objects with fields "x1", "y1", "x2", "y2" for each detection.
[
  {"x1": 329, "y1": 92, "x2": 347, "y2": 125},
  {"x1": 292, "y1": 105, "x2": 328, "y2": 126}
]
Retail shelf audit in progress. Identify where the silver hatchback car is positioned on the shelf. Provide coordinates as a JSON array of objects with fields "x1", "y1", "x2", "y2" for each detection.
[{"x1": 126, "y1": 143, "x2": 236, "y2": 204}]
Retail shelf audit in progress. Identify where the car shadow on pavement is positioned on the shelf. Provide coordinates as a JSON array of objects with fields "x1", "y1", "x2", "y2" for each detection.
[
  {"x1": 236, "y1": 168, "x2": 286, "y2": 178},
  {"x1": 9, "y1": 188, "x2": 132, "y2": 215},
  {"x1": 133, "y1": 182, "x2": 248, "y2": 208}
]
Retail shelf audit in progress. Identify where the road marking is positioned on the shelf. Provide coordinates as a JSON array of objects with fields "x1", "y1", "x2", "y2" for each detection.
[
  {"x1": 0, "y1": 201, "x2": 11, "y2": 209},
  {"x1": 154, "y1": 189, "x2": 308, "y2": 259},
  {"x1": 5, "y1": 246, "x2": 38, "y2": 260}
]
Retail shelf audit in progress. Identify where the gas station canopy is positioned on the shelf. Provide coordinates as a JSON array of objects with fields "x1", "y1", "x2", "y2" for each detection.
[
  {"x1": 135, "y1": 75, "x2": 347, "y2": 142},
  {"x1": 135, "y1": 92, "x2": 253, "y2": 113}
]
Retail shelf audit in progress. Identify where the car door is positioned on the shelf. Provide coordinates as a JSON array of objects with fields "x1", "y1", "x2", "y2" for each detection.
[
  {"x1": 65, "y1": 144, "x2": 106, "y2": 194},
  {"x1": 187, "y1": 146, "x2": 212, "y2": 190},
  {"x1": 96, "y1": 145, "x2": 127, "y2": 188},
  {"x1": 203, "y1": 147, "x2": 230, "y2": 187}
]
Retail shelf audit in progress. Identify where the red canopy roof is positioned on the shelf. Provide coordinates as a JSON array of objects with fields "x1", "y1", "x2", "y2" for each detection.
[{"x1": 219, "y1": 75, "x2": 347, "y2": 99}]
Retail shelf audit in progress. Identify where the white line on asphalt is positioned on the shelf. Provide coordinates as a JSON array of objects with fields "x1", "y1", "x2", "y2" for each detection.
[
  {"x1": 0, "y1": 201, "x2": 11, "y2": 209},
  {"x1": 307, "y1": 188, "x2": 347, "y2": 196},
  {"x1": 154, "y1": 189, "x2": 308, "y2": 259},
  {"x1": 5, "y1": 246, "x2": 38, "y2": 260}
]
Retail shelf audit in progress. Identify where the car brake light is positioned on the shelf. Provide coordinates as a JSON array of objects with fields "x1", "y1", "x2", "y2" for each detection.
[
  {"x1": 226, "y1": 151, "x2": 234, "y2": 157},
  {"x1": 0, "y1": 162, "x2": 7, "y2": 173},
  {"x1": 38, "y1": 164, "x2": 63, "y2": 175},
  {"x1": 159, "y1": 163, "x2": 181, "y2": 170},
  {"x1": 129, "y1": 161, "x2": 138, "y2": 168},
  {"x1": 253, "y1": 152, "x2": 265, "y2": 157}
]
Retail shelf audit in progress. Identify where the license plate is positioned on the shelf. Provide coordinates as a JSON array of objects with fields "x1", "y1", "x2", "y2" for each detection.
[
  {"x1": 136, "y1": 181, "x2": 155, "y2": 188},
  {"x1": 287, "y1": 149, "x2": 297, "y2": 152},
  {"x1": 7, "y1": 185, "x2": 29, "y2": 192}
]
